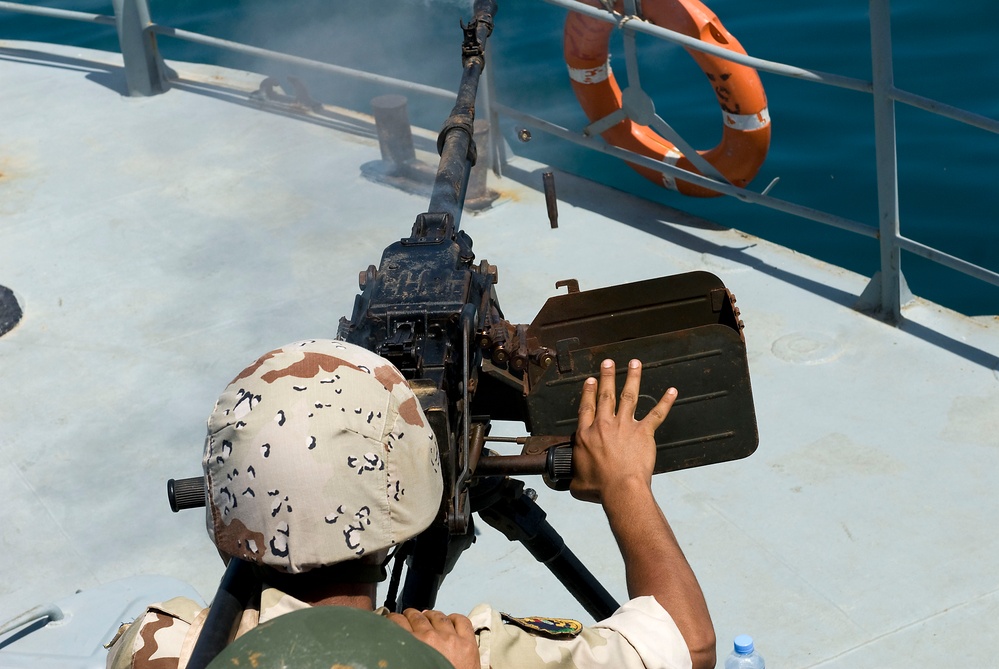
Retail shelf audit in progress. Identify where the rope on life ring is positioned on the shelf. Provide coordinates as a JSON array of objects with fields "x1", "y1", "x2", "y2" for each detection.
[{"x1": 563, "y1": 0, "x2": 770, "y2": 197}]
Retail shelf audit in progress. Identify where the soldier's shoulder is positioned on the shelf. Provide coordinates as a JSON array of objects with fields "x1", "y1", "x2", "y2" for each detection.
[
  {"x1": 104, "y1": 597, "x2": 204, "y2": 669},
  {"x1": 470, "y1": 603, "x2": 660, "y2": 668}
]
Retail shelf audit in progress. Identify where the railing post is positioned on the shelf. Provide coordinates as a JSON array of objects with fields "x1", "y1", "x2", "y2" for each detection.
[
  {"x1": 859, "y1": 0, "x2": 909, "y2": 322},
  {"x1": 111, "y1": 0, "x2": 169, "y2": 96}
]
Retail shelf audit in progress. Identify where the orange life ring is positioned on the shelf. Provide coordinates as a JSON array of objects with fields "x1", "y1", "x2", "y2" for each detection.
[{"x1": 563, "y1": 0, "x2": 770, "y2": 197}]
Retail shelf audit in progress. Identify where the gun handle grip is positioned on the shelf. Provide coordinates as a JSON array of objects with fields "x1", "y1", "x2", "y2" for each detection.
[
  {"x1": 544, "y1": 446, "x2": 573, "y2": 491},
  {"x1": 168, "y1": 476, "x2": 207, "y2": 512}
]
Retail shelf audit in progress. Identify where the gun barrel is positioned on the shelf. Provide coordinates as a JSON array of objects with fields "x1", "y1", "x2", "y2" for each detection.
[{"x1": 423, "y1": 0, "x2": 496, "y2": 234}]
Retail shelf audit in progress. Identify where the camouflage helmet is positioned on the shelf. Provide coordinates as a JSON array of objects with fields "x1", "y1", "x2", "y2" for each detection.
[
  {"x1": 204, "y1": 339, "x2": 443, "y2": 573},
  {"x1": 205, "y1": 606, "x2": 454, "y2": 669}
]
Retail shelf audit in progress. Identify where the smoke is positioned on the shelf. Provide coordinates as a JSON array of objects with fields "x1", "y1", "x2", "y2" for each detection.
[{"x1": 210, "y1": 0, "x2": 480, "y2": 129}]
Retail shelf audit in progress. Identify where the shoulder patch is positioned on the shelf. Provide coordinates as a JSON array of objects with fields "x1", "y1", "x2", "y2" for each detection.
[{"x1": 500, "y1": 612, "x2": 583, "y2": 639}]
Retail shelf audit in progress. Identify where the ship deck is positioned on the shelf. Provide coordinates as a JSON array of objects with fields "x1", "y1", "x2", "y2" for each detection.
[{"x1": 1, "y1": 41, "x2": 998, "y2": 668}]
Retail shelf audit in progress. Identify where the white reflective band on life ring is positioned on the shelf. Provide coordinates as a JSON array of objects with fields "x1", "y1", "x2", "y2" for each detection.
[
  {"x1": 567, "y1": 61, "x2": 611, "y2": 85},
  {"x1": 723, "y1": 107, "x2": 771, "y2": 132},
  {"x1": 660, "y1": 149, "x2": 682, "y2": 191}
]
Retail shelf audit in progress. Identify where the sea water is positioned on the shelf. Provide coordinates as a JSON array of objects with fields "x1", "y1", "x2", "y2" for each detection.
[{"x1": 2, "y1": 0, "x2": 997, "y2": 316}]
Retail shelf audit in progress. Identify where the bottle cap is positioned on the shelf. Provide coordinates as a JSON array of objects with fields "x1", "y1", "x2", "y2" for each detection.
[{"x1": 734, "y1": 634, "x2": 755, "y2": 654}]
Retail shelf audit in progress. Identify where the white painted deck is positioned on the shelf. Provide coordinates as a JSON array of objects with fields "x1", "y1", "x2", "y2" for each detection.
[{"x1": 1, "y1": 41, "x2": 997, "y2": 668}]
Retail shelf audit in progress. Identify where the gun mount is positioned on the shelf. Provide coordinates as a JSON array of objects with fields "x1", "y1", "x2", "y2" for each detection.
[{"x1": 169, "y1": 1, "x2": 757, "y2": 663}]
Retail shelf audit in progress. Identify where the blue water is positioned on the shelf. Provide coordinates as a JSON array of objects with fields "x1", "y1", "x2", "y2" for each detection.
[{"x1": 2, "y1": 0, "x2": 997, "y2": 315}]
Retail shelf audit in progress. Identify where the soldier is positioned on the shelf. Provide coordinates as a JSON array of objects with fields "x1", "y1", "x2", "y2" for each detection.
[{"x1": 106, "y1": 339, "x2": 714, "y2": 669}]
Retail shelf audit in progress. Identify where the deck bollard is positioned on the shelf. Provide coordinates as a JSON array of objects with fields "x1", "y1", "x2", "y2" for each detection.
[
  {"x1": 465, "y1": 119, "x2": 498, "y2": 211},
  {"x1": 371, "y1": 94, "x2": 417, "y2": 169}
]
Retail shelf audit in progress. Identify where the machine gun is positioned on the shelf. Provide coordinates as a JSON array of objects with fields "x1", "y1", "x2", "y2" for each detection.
[
  {"x1": 168, "y1": 0, "x2": 756, "y2": 664},
  {"x1": 336, "y1": 0, "x2": 758, "y2": 616}
]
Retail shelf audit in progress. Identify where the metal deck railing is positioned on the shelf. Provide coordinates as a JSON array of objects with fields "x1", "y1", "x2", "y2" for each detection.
[{"x1": 1, "y1": 0, "x2": 996, "y2": 323}]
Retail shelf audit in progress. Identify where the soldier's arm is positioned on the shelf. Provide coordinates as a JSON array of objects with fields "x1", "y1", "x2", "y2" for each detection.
[{"x1": 571, "y1": 359, "x2": 716, "y2": 669}]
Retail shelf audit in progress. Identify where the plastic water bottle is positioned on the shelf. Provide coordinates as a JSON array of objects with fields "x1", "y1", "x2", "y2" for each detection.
[{"x1": 724, "y1": 634, "x2": 765, "y2": 669}]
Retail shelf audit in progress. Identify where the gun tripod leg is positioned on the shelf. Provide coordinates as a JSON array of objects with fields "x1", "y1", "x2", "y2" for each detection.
[
  {"x1": 187, "y1": 559, "x2": 258, "y2": 669},
  {"x1": 474, "y1": 477, "x2": 618, "y2": 620},
  {"x1": 398, "y1": 521, "x2": 477, "y2": 613}
]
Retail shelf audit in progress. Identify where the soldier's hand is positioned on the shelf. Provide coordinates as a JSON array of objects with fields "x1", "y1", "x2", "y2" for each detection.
[
  {"x1": 386, "y1": 609, "x2": 479, "y2": 669},
  {"x1": 570, "y1": 359, "x2": 677, "y2": 504}
]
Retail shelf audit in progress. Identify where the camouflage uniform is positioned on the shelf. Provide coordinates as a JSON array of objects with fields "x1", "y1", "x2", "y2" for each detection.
[
  {"x1": 106, "y1": 587, "x2": 691, "y2": 669},
  {"x1": 106, "y1": 340, "x2": 691, "y2": 668}
]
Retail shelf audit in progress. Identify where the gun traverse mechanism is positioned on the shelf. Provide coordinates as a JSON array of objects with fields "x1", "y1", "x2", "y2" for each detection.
[{"x1": 169, "y1": 1, "x2": 757, "y2": 659}]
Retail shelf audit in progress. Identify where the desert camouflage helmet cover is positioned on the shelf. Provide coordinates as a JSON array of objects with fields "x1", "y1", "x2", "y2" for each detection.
[{"x1": 203, "y1": 339, "x2": 443, "y2": 573}]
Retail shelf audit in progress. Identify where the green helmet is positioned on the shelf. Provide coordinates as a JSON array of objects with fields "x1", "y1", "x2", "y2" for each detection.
[{"x1": 206, "y1": 606, "x2": 454, "y2": 669}]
